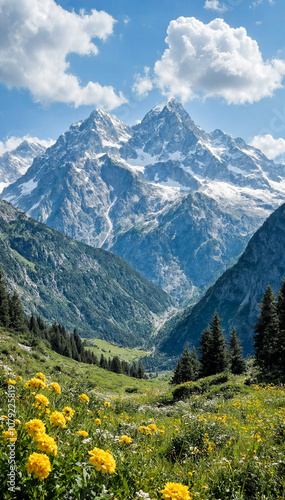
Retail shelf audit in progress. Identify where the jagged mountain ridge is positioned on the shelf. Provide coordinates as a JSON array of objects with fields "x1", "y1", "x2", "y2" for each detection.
[
  {"x1": 2, "y1": 99, "x2": 285, "y2": 302},
  {"x1": 0, "y1": 140, "x2": 47, "y2": 192},
  {"x1": 0, "y1": 199, "x2": 172, "y2": 346},
  {"x1": 157, "y1": 202, "x2": 285, "y2": 356}
]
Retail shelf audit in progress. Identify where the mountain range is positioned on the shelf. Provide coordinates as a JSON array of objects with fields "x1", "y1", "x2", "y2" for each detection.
[
  {"x1": 0, "y1": 140, "x2": 47, "y2": 193},
  {"x1": 0, "y1": 199, "x2": 171, "y2": 347},
  {"x1": 157, "y1": 201, "x2": 285, "y2": 356},
  {"x1": 2, "y1": 99, "x2": 285, "y2": 304}
]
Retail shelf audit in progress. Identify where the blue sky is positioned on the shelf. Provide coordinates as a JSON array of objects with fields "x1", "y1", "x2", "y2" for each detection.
[{"x1": 1, "y1": 0, "x2": 285, "y2": 159}]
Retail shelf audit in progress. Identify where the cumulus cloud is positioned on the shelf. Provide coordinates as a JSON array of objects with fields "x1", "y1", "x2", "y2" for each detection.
[
  {"x1": 251, "y1": 134, "x2": 285, "y2": 160},
  {"x1": 132, "y1": 67, "x2": 153, "y2": 98},
  {"x1": 134, "y1": 17, "x2": 285, "y2": 104},
  {"x1": 204, "y1": 1, "x2": 227, "y2": 13},
  {"x1": 0, "y1": 136, "x2": 55, "y2": 156},
  {"x1": 0, "y1": 0, "x2": 126, "y2": 109}
]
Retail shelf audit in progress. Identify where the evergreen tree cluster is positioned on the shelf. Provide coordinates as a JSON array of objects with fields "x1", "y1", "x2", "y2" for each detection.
[
  {"x1": 99, "y1": 353, "x2": 147, "y2": 379},
  {"x1": 171, "y1": 311, "x2": 245, "y2": 384},
  {"x1": 254, "y1": 281, "x2": 285, "y2": 376},
  {"x1": 0, "y1": 267, "x2": 147, "y2": 379}
]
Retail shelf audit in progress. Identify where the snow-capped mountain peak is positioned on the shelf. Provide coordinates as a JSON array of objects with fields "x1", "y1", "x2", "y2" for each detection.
[{"x1": 1, "y1": 100, "x2": 285, "y2": 303}]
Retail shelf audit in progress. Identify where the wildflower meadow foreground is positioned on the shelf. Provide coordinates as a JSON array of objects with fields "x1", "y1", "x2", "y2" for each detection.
[{"x1": 1, "y1": 371, "x2": 285, "y2": 499}]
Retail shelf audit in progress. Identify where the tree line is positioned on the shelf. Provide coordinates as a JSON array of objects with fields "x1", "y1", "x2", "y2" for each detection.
[
  {"x1": 171, "y1": 312, "x2": 245, "y2": 384},
  {"x1": 172, "y1": 278, "x2": 285, "y2": 384},
  {"x1": 0, "y1": 267, "x2": 147, "y2": 379},
  {"x1": 253, "y1": 280, "x2": 285, "y2": 377}
]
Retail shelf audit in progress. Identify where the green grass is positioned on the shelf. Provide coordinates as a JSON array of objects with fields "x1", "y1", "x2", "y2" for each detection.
[
  {"x1": 0, "y1": 328, "x2": 167, "y2": 395},
  {"x1": 85, "y1": 338, "x2": 151, "y2": 363},
  {"x1": 0, "y1": 328, "x2": 285, "y2": 500}
]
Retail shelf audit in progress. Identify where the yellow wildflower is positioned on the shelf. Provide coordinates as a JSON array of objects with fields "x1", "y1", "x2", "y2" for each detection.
[
  {"x1": 34, "y1": 433, "x2": 57, "y2": 455},
  {"x1": 25, "y1": 419, "x2": 46, "y2": 436},
  {"x1": 104, "y1": 401, "x2": 110, "y2": 407},
  {"x1": 75, "y1": 430, "x2": 89, "y2": 438},
  {"x1": 79, "y1": 393, "x2": 89, "y2": 403},
  {"x1": 49, "y1": 411, "x2": 66, "y2": 429},
  {"x1": 16, "y1": 376, "x2": 23, "y2": 381},
  {"x1": 36, "y1": 373, "x2": 46, "y2": 383},
  {"x1": 3, "y1": 429, "x2": 17, "y2": 442},
  {"x1": 160, "y1": 482, "x2": 192, "y2": 500},
  {"x1": 25, "y1": 378, "x2": 46, "y2": 390},
  {"x1": 7, "y1": 379, "x2": 16, "y2": 385},
  {"x1": 50, "y1": 382, "x2": 61, "y2": 394},
  {"x1": 34, "y1": 394, "x2": 50, "y2": 407},
  {"x1": 62, "y1": 406, "x2": 75, "y2": 421},
  {"x1": 119, "y1": 435, "x2": 132, "y2": 445},
  {"x1": 94, "y1": 418, "x2": 101, "y2": 425},
  {"x1": 88, "y1": 447, "x2": 116, "y2": 473},
  {"x1": 26, "y1": 452, "x2": 51, "y2": 481}
]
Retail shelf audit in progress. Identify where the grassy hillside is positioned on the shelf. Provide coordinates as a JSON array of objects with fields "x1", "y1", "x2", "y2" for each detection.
[
  {"x1": 1, "y1": 329, "x2": 285, "y2": 499},
  {"x1": 0, "y1": 199, "x2": 172, "y2": 347}
]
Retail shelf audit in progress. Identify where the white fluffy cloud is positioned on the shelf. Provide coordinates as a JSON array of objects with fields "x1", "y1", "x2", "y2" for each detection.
[
  {"x1": 132, "y1": 67, "x2": 153, "y2": 98},
  {"x1": 0, "y1": 136, "x2": 55, "y2": 156},
  {"x1": 0, "y1": 0, "x2": 126, "y2": 109},
  {"x1": 204, "y1": 1, "x2": 227, "y2": 13},
  {"x1": 251, "y1": 134, "x2": 285, "y2": 160},
  {"x1": 135, "y1": 17, "x2": 285, "y2": 105}
]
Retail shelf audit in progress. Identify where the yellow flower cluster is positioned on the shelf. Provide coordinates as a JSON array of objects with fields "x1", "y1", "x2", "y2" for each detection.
[
  {"x1": 104, "y1": 401, "x2": 110, "y2": 407},
  {"x1": 34, "y1": 433, "x2": 58, "y2": 456},
  {"x1": 88, "y1": 447, "x2": 116, "y2": 473},
  {"x1": 94, "y1": 418, "x2": 101, "y2": 425},
  {"x1": 7, "y1": 379, "x2": 16, "y2": 385},
  {"x1": 160, "y1": 482, "x2": 192, "y2": 500},
  {"x1": 119, "y1": 435, "x2": 132, "y2": 445},
  {"x1": 36, "y1": 373, "x2": 46, "y2": 383},
  {"x1": 26, "y1": 452, "x2": 51, "y2": 481},
  {"x1": 50, "y1": 382, "x2": 61, "y2": 394},
  {"x1": 138, "y1": 424, "x2": 163, "y2": 435},
  {"x1": 49, "y1": 411, "x2": 66, "y2": 428},
  {"x1": 34, "y1": 394, "x2": 50, "y2": 407},
  {"x1": 25, "y1": 419, "x2": 46, "y2": 437},
  {"x1": 79, "y1": 393, "x2": 89, "y2": 403},
  {"x1": 2, "y1": 429, "x2": 17, "y2": 442},
  {"x1": 75, "y1": 430, "x2": 89, "y2": 438},
  {"x1": 62, "y1": 406, "x2": 75, "y2": 421},
  {"x1": 25, "y1": 377, "x2": 46, "y2": 390}
]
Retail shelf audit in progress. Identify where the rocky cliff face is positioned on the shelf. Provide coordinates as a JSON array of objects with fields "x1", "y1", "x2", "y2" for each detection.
[
  {"x1": 158, "y1": 202, "x2": 285, "y2": 355},
  {"x1": 0, "y1": 140, "x2": 47, "y2": 192},
  {"x1": 2, "y1": 99, "x2": 285, "y2": 303}
]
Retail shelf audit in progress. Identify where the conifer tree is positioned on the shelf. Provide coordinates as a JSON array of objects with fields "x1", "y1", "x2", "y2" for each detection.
[
  {"x1": 180, "y1": 344, "x2": 194, "y2": 381},
  {"x1": 171, "y1": 345, "x2": 199, "y2": 384},
  {"x1": 0, "y1": 268, "x2": 10, "y2": 327},
  {"x1": 210, "y1": 312, "x2": 229, "y2": 375},
  {"x1": 29, "y1": 314, "x2": 40, "y2": 337},
  {"x1": 130, "y1": 362, "x2": 138, "y2": 378},
  {"x1": 171, "y1": 359, "x2": 183, "y2": 385},
  {"x1": 277, "y1": 279, "x2": 285, "y2": 374},
  {"x1": 111, "y1": 356, "x2": 122, "y2": 374},
  {"x1": 9, "y1": 291, "x2": 26, "y2": 332},
  {"x1": 199, "y1": 327, "x2": 213, "y2": 377},
  {"x1": 229, "y1": 328, "x2": 246, "y2": 375},
  {"x1": 137, "y1": 360, "x2": 146, "y2": 379},
  {"x1": 254, "y1": 285, "x2": 279, "y2": 373},
  {"x1": 191, "y1": 347, "x2": 200, "y2": 381}
]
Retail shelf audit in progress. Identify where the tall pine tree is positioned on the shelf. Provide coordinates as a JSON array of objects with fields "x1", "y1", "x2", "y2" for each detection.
[
  {"x1": 0, "y1": 267, "x2": 10, "y2": 327},
  {"x1": 228, "y1": 328, "x2": 246, "y2": 375},
  {"x1": 254, "y1": 285, "x2": 279, "y2": 373},
  {"x1": 276, "y1": 279, "x2": 285, "y2": 375}
]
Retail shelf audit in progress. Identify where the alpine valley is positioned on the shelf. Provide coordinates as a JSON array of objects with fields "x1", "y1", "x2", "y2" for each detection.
[
  {"x1": 0, "y1": 198, "x2": 171, "y2": 347},
  {"x1": 2, "y1": 99, "x2": 285, "y2": 307}
]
